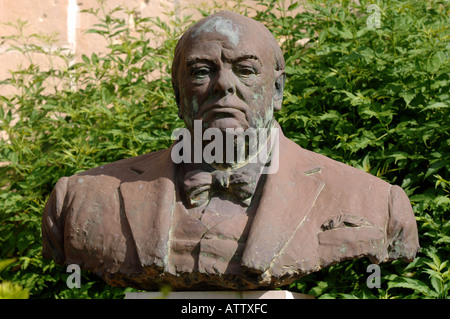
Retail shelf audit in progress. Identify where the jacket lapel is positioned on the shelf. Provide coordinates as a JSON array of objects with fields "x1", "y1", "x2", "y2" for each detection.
[
  {"x1": 119, "y1": 146, "x2": 177, "y2": 270},
  {"x1": 242, "y1": 131, "x2": 325, "y2": 275}
]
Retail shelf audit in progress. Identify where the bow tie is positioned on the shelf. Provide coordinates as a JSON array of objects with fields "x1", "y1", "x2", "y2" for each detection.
[{"x1": 183, "y1": 169, "x2": 257, "y2": 207}]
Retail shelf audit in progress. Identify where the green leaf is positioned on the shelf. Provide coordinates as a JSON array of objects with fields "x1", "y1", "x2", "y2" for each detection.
[
  {"x1": 0, "y1": 258, "x2": 17, "y2": 273},
  {"x1": 426, "y1": 250, "x2": 442, "y2": 269},
  {"x1": 388, "y1": 277, "x2": 438, "y2": 298},
  {"x1": 424, "y1": 160, "x2": 450, "y2": 179},
  {"x1": 339, "y1": 293, "x2": 359, "y2": 299},
  {"x1": 338, "y1": 28, "x2": 353, "y2": 39},
  {"x1": 287, "y1": 2, "x2": 300, "y2": 11},
  {"x1": 308, "y1": 281, "x2": 329, "y2": 297},
  {"x1": 421, "y1": 102, "x2": 448, "y2": 111},
  {"x1": 400, "y1": 91, "x2": 416, "y2": 106},
  {"x1": 430, "y1": 276, "x2": 443, "y2": 295},
  {"x1": 425, "y1": 51, "x2": 447, "y2": 74},
  {"x1": 91, "y1": 53, "x2": 99, "y2": 65},
  {"x1": 81, "y1": 54, "x2": 90, "y2": 64}
]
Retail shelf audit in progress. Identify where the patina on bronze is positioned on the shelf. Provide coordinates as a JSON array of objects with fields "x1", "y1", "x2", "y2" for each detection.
[{"x1": 42, "y1": 11, "x2": 419, "y2": 291}]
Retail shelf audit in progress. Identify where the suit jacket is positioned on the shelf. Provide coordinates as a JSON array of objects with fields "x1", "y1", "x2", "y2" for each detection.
[{"x1": 42, "y1": 128, "x2": 419, "y2": 290}]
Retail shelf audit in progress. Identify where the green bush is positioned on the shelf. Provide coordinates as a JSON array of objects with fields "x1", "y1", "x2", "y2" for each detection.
[
  {"x1": 0, "y1": 0, "x2": 448, "y2": 298},
  {"x1": 0, "y1": 258, "x2": 29, "y2": 299}
]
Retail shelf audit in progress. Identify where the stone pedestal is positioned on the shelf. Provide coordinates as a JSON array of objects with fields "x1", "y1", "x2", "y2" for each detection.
[{"x1": 125, "y1": 290, "x2": 314, "y2": 299}]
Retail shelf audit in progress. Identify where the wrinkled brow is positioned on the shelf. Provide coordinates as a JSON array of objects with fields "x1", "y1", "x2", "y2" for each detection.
[
  {"x1": 186, "y1": 54, "x2": 262, "y2": 67},
  {"x1": 186, "y1": 56, "x2": 215, "y2": 67},
  {"x1": 228, "y1": 54, "x2": 262, "y2": 66}
]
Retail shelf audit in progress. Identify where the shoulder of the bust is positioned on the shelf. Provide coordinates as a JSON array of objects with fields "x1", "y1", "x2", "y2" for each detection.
[
  {"x1": 285, "y1": 139, "x2": 391, "y2": 190},
  {"x1": 64, "y1": 147, "x2": 171, "y2": 180},
  {"x1": 48, "y1": 147, "x2": 174, "y2": 216}
]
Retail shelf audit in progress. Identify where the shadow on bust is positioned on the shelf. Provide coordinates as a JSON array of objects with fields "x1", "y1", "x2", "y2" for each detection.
[{"x1": 42, "y1": 10, "x2": 419, "y2": 291}]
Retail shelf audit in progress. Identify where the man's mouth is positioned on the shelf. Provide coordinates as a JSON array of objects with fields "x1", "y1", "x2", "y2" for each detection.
[{"x1": 203, "y1": 107, "x2": 244, "y2": 123}]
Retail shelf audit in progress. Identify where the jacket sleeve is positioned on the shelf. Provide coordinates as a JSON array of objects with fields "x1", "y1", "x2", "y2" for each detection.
[
  {"x1": 386, "y1": 185, "x2": 420, "y2": 262},
  {"x1": 42, "y1": 177, "x2": 69, "y2": 265}
]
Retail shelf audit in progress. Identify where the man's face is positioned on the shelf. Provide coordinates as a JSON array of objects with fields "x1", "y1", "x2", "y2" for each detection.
[{"x1": 176, "y1": 16, "x2": 284, "y2": 133}]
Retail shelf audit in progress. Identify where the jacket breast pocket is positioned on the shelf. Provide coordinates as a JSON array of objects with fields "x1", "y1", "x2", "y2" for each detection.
[{"x1": 318, "y1": 226, "x2": 387, "y2": 265}]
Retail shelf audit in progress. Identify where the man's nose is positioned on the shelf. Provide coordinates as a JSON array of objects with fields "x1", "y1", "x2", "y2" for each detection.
[{"x1": 213, "y1": 68, "x2": 236, "y2": 96}]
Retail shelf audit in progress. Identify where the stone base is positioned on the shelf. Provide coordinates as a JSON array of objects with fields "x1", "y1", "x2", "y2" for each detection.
[{"x1": 125, "y1": 290, "x2": 314, "y2": 299}]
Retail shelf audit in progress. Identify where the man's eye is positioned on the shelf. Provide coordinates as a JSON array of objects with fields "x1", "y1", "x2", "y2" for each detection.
[
  {"x1": 192, "y1": 67, "x2": 210, "y2": 79},
  {"x1": 235, "y1": 67, "x2": 256, "y2": 78}
]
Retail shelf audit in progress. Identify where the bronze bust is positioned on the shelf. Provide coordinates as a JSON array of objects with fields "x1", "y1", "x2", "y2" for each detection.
[{"x1": 42, "y1": 10, "x2": 419, "y2": 291}]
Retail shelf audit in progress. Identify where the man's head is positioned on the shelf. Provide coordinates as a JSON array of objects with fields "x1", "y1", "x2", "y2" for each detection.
[{"x1": 171, "y1": 11, "x2": 285, "y2": 133}]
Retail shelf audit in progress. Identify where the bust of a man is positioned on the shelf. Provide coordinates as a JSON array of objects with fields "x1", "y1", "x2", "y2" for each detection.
[{"x1": 42, "y1": 10, "x2": 419, "y2": 291}]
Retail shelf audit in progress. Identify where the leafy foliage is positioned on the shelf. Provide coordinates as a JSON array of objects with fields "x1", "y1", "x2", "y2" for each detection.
[
  {"x1": 0, "y1": 0, "x2": 448, "y2": 298},
  {"x1": 0, "y1": 258, "x2": 29, "y2": 299}
]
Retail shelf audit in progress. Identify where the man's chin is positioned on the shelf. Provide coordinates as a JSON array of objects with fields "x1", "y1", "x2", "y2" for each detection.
[{"x1": 205, "y1": 118, "x2": 249, "y2": 131}]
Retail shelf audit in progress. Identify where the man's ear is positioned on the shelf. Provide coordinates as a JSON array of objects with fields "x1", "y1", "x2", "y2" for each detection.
[
  {"x1": 273, "y1": 70, "x2": 285, "y2": 111},
  {"x1": 173, "y1": 85, "x2": 183, "y2": 119}
]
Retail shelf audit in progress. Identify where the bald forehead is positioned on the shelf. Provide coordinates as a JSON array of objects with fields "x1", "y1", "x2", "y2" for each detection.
[
  {"x1": 187, "y1": 11, "x2": 274, "y2": 47},
  {"x1": 183, "y1": 12, "x2": 278, "y2": 62},
  {"x1": 190, "y1": 15, "x2": 241, "y2": 47}
]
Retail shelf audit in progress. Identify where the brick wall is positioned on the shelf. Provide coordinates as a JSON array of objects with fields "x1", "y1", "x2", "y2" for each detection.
[{"x1": 0, "y1": 0, "x2": 213, "y2": 89}]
